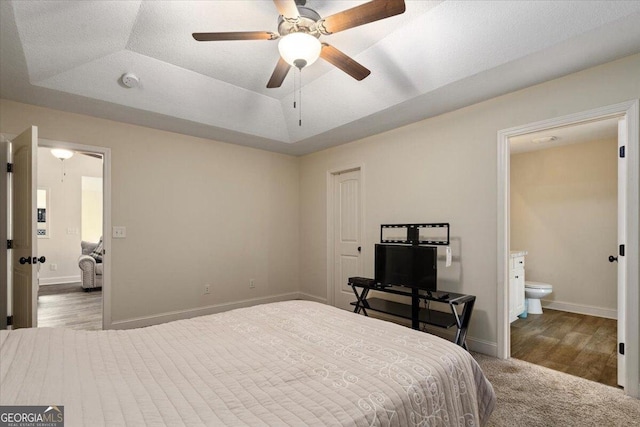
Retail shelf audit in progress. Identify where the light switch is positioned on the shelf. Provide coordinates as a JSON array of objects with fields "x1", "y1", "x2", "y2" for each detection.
[{"x1": 112, "y1": 226, "x2": 126, "y2": 238}]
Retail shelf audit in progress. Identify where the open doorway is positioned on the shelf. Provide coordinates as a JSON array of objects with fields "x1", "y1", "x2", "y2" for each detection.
[
  {"x1": 508, "y1": 118, "x2": 619, "y2": 387},
  {"x1": 37, "y1": 140, "x2": 105, "y2": 330},
  {"x1": 496, "y1": 100, "x2": 640, "y2": 398},
  {"x1": 36, "y1": 144, "x2": 104, "y2": 330}
]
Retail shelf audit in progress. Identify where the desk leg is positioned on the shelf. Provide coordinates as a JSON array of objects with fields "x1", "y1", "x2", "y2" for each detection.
[
  {"x1": 350, "y1": 285, "x2": 370, "y2": 316},
  {"x1": 411, "y1": 288, "x2": 420, "y2": 330},
  {"x1": 452, "y1": 298, "x2": 475, "y2": 349}
]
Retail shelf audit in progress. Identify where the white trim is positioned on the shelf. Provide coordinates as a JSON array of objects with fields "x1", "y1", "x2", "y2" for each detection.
[
  {"x1": 467, "y1": 337, "x2": 498, "y2": 357},
  {"x1": 326, "y1": 163, "x2": 365, "y2": 307},
  {"x1": 298, "y1": 292, "x2": 327, "y2": 304},
  {"x1": 38, "y1": 276, "x2": 81, "y2": 286},
  {"x1": 541, "y1": 300, "x2": 617, "y2": 320},
  {"x1": 38, "y1": 138, "x2": 112, "y2": 330},
  {"x1": 110, "y1": 292, "x2": 305, "y2": 330},
  {"x1": 497, "y1": 100, "x2": 640, "y2": 398}
]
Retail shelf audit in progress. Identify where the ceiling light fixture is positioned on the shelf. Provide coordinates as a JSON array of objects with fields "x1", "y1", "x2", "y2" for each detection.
[
  {"x1": 51, "y1": 148, "x2": 74, "y2": 182},
  {"x1": 51, "y1": 148, "x2": 74, "y2": 160},
  {"x1": 277, "y1": 32, "x2": 321, "y2": 69}
]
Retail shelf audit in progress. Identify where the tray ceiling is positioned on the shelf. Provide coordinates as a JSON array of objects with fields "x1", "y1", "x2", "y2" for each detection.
[{"x1": 1, "y1": 1, "x2": 639, "y2": 155}]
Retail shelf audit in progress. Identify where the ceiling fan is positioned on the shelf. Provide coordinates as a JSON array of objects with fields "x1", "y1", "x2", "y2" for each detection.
[{"x1": 192, "y1": 0, "x2": 406, "y2": 88}]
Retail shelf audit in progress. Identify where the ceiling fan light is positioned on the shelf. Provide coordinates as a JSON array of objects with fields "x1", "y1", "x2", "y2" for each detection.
[
  {"x1": 278, "y1": 33, "x2": 321, "y2": 68},
  {"x1": 51, "y1": 148, "x2": 74, "y2": 160}
]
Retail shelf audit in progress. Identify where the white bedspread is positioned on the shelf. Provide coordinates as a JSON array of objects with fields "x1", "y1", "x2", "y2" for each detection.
[{"x1": 1, "y1": 300, "x2": 495, "y2": 426}]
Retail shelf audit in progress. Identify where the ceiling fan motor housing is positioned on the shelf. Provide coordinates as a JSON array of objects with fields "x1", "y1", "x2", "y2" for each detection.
[{"x1": 278, "y1": 6, "x2": 321, "y2": 38}]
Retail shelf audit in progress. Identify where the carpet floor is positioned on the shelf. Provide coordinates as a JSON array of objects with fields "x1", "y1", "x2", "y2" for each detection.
[{"x1": 473, "y1": 353, "x2": 640, "y2": 426}]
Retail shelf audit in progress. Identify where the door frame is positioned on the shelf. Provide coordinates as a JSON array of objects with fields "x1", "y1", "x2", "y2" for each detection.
[
  {"x1": 326, "y1": 164, "x2": 365, "y2": 306},
  {"x1": 1, "y1": 137, "x2": 9, "y2": 329},
  {"x1": 39, "y1": 138, "x2": 112, "y2": 329},
  {"x1": 496, "y1": 100, "x2": 639, "y2": 398}
]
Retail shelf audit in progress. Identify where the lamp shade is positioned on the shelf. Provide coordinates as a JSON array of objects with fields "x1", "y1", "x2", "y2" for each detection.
[
  {"x1": 51, "y1": 148, "x2": 74, "y2": 160},
  {"x1": 278, "y1": 33, "x2": 321, "y2": 68}
]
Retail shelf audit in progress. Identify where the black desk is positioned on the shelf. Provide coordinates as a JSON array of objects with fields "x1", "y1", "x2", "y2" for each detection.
[{"x1": 348, "y1": 277, "x2": 475, "y2": 349}]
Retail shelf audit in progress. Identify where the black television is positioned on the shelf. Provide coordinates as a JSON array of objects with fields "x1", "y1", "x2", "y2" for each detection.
[{"x1": 374, "y1": 244, "x2": 437, "y2": 292}]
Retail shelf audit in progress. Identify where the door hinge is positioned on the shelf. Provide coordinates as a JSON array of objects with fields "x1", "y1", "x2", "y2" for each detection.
[
  {"x1": 619, "y1": 244, "x2": 625, "y2": 257},
  {"x1": 619, "y1": 146, "x2": 626, "y2": 158},
  {"x1": 6, "y1": 163, "x2": 13, "y2": 173},
  {"x1": 6, "y1": 316, "x2": 13, "y2": 326},
  {"x1": 619, "y1": 342, "x2": 625, "y2": 355},
  {"x1": 6, "y1": 240, "x2": 13, "y2": 249}
]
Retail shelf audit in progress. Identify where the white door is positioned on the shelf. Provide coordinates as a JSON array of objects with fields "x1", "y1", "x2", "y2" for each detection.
[
  {"x1": 11, "y1": 126, "x2": 38, "y2": 328},
  {"x1": 333, "y1": 169, "x2": 363, "y2": 310},
  {"x1": 617, "y1": 117, "x2": 627, "y2": 388}
]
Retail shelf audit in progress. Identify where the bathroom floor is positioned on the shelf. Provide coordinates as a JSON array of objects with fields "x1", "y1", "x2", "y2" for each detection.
[{"x1": 510, "y1": 309, "x2": 618, "y2": 387}]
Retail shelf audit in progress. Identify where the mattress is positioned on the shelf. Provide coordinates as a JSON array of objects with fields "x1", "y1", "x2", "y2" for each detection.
[{"x1": 0, "y1": 300, "x2": 495, "y2": 426}]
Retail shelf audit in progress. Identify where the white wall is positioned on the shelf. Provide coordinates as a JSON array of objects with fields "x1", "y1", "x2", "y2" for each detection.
[
  {"x1": 511, "y1": 138, "x2": 618, "y2": 316},
  {"x1": 299, "y1": 53, "x2": 640, "y2": 351},
  {"x1": 0, "y1": 101, "x2": 300, "y2": 324},
  {"x1": 37, "y1": 147, "x2": 103, "y2": 285},
  {"x1": 81, "y1": 176, "x2": 103, "y2": 243}
]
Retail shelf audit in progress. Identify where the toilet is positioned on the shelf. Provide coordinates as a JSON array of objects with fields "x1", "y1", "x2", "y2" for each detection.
[{"x1": 524, "y1": 281, "x2": 553, "y2": 314}]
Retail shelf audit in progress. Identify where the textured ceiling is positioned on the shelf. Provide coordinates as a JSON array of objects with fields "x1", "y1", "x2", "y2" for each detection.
[
  {"x1": 510, "y1": 117, "x2": 619, "y2": 155},
  {"x1": 1, "y1": 1, "x2": 639, "y2": 155}
]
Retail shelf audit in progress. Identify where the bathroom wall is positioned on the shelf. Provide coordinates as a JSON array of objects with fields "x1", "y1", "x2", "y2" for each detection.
[{"x1": 510, "y1": 137, "x2": 618, "y2": 317}]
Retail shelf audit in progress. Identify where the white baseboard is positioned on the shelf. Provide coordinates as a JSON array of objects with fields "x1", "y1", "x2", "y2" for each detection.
[
  {"x1": 542, "y1": 299, "x2": 617, "y2": 320},
  {"x1": 39, "y1": 276, "x2": 81, "y2": 286},
  {"x1": 466, "y1": 337, "x2": 498, "y2": 357},
  {"x1": 297, "y1": 292, "x2": 327, "y2": 304},
  {"x1": 111, "y1": 292, "x2": 307, "y2": 330}
]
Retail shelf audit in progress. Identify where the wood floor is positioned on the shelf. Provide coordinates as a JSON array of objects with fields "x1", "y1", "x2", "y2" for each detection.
[
  {"x1": 511, "y1": 309, "x2": 618, "y2": 387},
  {"x1": 37, "y1": 282, "x2": 102, "y2": 330}
]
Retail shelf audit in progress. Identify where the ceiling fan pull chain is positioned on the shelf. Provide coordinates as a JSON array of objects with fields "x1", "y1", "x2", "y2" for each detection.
[
  {"x1": 293, "y1": 67, "x2": 297, "y2": 109},
  {"x1": 299, "y1": 68, "x2": 302, "y2": 127}
]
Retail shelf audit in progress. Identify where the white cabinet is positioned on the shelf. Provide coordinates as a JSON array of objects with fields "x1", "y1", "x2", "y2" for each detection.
[{"x1": 509, "y1": 252, "x2": 526, "y2": 323}]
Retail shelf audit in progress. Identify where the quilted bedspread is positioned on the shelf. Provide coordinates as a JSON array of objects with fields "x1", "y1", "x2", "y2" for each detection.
[{"x1": 0, "y1": 300, "x2": 495, "y2": 426}]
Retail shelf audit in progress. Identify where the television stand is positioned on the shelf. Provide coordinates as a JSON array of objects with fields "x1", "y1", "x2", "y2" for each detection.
[{"x1": 348, "y1": 278, "x2": 476, "y2": 349}]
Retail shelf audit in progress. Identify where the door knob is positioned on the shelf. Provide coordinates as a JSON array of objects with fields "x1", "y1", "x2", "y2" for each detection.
[
  {"x1": 609, "y1": 255, "x2": 618, "y2": 263},
  {"x1": 357, "y1": 246, "x2": 361, "y2": 253},
  {"x1": 19, "y1": 256, "x2": 32, "y2": 265},
  {"x1": 36, "y1": 256, "x2": 46, "y2": 264}
]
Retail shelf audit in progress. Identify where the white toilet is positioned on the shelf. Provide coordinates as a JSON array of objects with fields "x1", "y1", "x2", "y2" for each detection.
[{"x1": 524, "y1": 281, "x2": 553, "y2": 314}]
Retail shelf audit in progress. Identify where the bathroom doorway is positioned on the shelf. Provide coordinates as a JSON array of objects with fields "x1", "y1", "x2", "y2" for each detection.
[
  {"x1": 508, "y1": 117, "x2": 619, "y2": 386},
  {"x1": 496, "y1": 100, "x2": 639, "y2": 398}
]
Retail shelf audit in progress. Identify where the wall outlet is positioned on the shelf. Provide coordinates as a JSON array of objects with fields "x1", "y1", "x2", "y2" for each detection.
[
  {"x1": 249, "y1": 279, "x2": 255, "y2": 289},
  {"x1": 204, "y1": 284, "x2": 211, "y2": 295},
  {"x1": 112, "y1": 226, "x2": 126, "y2": 238},
  {"x1": 50, "y1": 263, "x2": 58, "y2": 271}
]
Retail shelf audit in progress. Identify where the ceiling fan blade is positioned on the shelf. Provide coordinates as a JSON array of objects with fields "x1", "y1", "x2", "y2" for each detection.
[
  {"x1": 319, "y1": 0, "x2": 406, "y2": 34},
  {"x1": 267, "y1": 57, "x2": 292, "y2": 88},
  {"x1": 320, "y1": 43, "x2": 371, "y2": 81},
  {"x1": 273, "y1": 0, "x2": 300, "y2": 19},
  {"x1": 193, "y1": 31, "x2": 278, "y2": 41}
]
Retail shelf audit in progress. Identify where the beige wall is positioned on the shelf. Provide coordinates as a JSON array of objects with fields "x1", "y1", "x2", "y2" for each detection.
[
  {"x1": 37, "y1": 146, "x2": 103, "y2": 284},
  {"x1": 299, "y1": 53, "x2": 640, "y2": 348},
  {"x1": 0, "y1": 100, "x2": 300, "y2": 323},
  {"x1": 511, "y1": 139, "x2": 618, "y2": 313},
  {"x1": 2, "y1": 53, "x2": 638, "y2": 345}
]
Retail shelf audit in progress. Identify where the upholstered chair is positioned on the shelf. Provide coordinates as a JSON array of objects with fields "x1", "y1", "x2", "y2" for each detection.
[{"x1": 78, "y1": 240, "x2": 103, "y2": 290}]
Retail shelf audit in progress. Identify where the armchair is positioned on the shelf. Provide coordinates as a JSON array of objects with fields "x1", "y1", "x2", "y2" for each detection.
[{"x1": 78, "y1": 240, "x2": 103, "y2": 290}]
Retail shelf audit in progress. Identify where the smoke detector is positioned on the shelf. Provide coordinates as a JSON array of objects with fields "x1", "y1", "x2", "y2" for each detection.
[
  {"x1": 121, "y1": 73, "x2": 140, "y2": 88},
  {"x1": 531, "y1": 136, "x2": 558, "y2": 144}
]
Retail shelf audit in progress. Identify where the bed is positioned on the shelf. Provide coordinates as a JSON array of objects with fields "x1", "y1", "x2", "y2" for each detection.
[{"x1": 0, "y1": 300, "x2": 495, "y2": 426}]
